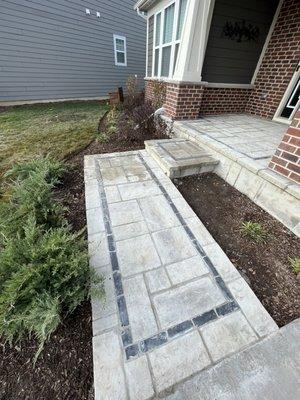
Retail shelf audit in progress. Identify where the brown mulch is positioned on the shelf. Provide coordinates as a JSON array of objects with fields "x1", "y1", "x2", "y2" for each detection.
[
  {"x1": 1, "y1": 302, "x2": 94, "y2": 400},
  {"x1": 175, "y1": 173, "x2": 300, "y2": 327},
  {"x1": 0, "y1": 112, "x2": 167, "y2": 399}
]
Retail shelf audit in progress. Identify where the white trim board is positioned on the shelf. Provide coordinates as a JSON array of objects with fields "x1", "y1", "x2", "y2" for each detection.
[{"x1": 273, "y1": 64, "x2": 300, "y2": 124}]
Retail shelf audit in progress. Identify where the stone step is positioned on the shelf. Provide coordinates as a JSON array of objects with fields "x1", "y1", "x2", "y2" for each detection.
[{"x1": 145, "y1": 138, "x2": 219, "y2": 179}]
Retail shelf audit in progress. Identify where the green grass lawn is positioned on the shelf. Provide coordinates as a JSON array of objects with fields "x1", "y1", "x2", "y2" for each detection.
[{"x1": 0, "y1": 101, "x2": 109, "y2": 179}]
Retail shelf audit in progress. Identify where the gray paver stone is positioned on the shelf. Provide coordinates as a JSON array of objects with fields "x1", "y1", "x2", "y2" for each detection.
[
  {"x1": 166, "y1": 256, "x2": 208, "y2": 285},
  {"x1": 88, "y1": 232, "x2": 110, "y2": 268},
  {"x1": 86, "y1": 207, "x2": 105, "y2": 235},
  {"x1": 109, "y1": 199, "x2": 143, "y2": 227},
  {"x1": 125, "y1": 356, "x2": 154, "y2": 400},
  {"x1": 152, "y1": 226, "x2": 197, "y2": 265},
  {"x1": 100, "y1": 166, "x2": 128, "y2": 185},
  {"x1": 113, "y1": 220, "x2": 149, "y2": 241},
  {"x1": 104, "y1": 185, "x2": 122, "y2": 203},
  {"x1": 118, "y1": 181, "x2": 161, "y2": 200},
  {"x1": 202, "y1": 242, "x2": 240, "y2": 283},
  {"x1": 146, "y1": 267, "x2": 171, "y2": 293},
  {"x1": 200, "y1": 311, "x2": 257, "y2": 362},
  {"x1": 139, "y1": 195, "x2": 179, "y2": 232},
  {"x1": 117, "y1": 234, "x2": 161, "y2": 277},
  {"x1": 153, "y1": 277, "x2": 225, "y2": 329},
  {"x1": 149, "y1": 331, "x2": 210, "y2": 393},
  {"x1": 124, "y1": 274, "x2": 158, "y2": 341},
  {"x1": 93, "y1": 331, "x2": 127, "y2": 400},
  {"x1": 228, "y1": 278, "x2": 278, "y2": 337}
]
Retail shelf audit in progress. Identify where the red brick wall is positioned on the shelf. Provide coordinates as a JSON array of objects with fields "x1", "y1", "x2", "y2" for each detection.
[
  {"x1": 162, "y1": 84, "x2": 251, "y2": 119},
  {"x1": 269, "y1": 109, "x2": 300, "y2": 183},
  {"x1": 199, "y1": 88, "x2": 251, "y2": 115},
  {"x1": 245, "y1": 0, "x2": 300, "y2": 118},
  {"x1": 164, "y1": 83, "x2": 204, "y2": 119}
]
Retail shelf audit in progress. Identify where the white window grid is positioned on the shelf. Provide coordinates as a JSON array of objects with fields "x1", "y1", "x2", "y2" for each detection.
[
  {"x1": 152, "y1": 0, "x2": 185, "y2": 78},
  {"x1": 113, "y1": 34, "x2": 127, "y2": 67}
]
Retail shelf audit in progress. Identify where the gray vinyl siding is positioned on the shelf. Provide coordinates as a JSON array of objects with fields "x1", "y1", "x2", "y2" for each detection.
[
  {"x1": 202, "y1": 0, "x2": 279, "y2": 84},
  {"x1": 147, "y1": 15, "x2": 154, "y2": 77},
  {"x1": 0, "y1": 0, "x2": 146, "y2": 101}
]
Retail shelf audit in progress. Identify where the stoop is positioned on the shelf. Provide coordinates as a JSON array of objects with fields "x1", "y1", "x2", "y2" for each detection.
[{"x1": 145, "y1": 138, "x2": 219, "y2": 179}]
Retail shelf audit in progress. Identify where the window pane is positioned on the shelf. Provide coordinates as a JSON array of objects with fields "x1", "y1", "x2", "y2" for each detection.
[
  {"x1": 161, "y1": 45, "x2": 171, "y2": 77},
  {"x1": 155, "y1": 13, "x2": 161, "y2": 46},
  {"x1": 173, "y1": 43, "x2": 179, "y2": 75},
  {"x1": 163, "y1": 3, "x2": 175, "y2": 44},
  {"x1": 154, "y1": 48, "x2": 159, "y2": 76},
  {"x1": 117, "y1": 52, "x2": 125, "y2": 64},
  {"x1": 116, "y1": 38, "x2": 124, "y2": 51},
  {"x1": 176, "y1": 0, "x2": 187, "y2": 40}
]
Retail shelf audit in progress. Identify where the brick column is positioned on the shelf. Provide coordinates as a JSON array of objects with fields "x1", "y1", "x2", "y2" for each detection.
[
  {"x1": 268, "y1": 109, "x2": 300, "y2": 183},
  {"x1": 164, "y1": 83, "x2": 204, "y2": 120}
]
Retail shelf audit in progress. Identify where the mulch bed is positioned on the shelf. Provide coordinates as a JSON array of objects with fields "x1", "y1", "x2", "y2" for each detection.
[
  {"x1": 1, "y1": 302, "x2": 93, "y2": 400},
  {"x1": 1, "y1": 117, "x2": 166, "y2": 399},
  {"x1": 175, "y1": 173, "x2": 300, "y2": 327}
]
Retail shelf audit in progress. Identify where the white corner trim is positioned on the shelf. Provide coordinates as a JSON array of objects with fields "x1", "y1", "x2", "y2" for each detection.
[
  {"x1": 251, "y1": 0, "x2": 283, "y2": 85},
  {"x1": 146, "y1": 17, "x2": 149, "y2": 75},
  {"x1": 273, "y1": 64, "x2": 300, "y2": 121}
]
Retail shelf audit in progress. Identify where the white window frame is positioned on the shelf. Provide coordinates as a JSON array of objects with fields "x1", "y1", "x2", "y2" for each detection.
[
  {"x1": 152, "y1": 0, "x2": 186, "y2": 79},
  {"x1": 113, "y1": 34, "x2": 127, "y2": 67}
]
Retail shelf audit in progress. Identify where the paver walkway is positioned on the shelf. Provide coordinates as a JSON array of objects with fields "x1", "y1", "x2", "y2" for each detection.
[{"x1": 85, "y1": 150, "x2": 278, "y2": 399}]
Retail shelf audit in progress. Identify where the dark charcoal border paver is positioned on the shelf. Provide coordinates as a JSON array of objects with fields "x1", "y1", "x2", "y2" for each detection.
[{"x1": 94, "y1": 153, "x2": 239, "y2": 360}]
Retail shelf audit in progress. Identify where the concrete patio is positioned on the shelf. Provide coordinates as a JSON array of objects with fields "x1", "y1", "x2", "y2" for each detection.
[{"x1": 84, "y1": 149, "x2": 283, "y2": 399}]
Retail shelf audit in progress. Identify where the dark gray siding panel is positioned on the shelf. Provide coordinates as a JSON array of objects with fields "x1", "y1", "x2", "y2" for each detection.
[
  {"x1": 202, "y1": 0, "x2": 279, "y2": 84},
  {"x1": 147, "y1": 15, "x2": 154, "y2": 77},
  {"x1": 0, "y1": 0, "x2": 146, "y2": 101}
]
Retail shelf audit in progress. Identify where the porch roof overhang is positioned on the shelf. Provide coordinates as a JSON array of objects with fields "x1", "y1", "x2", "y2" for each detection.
[{"x1": 134, "y1": 0, "x2": 160, "y2": 12}]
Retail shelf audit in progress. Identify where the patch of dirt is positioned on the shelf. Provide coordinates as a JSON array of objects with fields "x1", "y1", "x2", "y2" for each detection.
[
  {"x1": 175, "y1": 173, "x2": 300, "y2": 327},
  {"x1": 1, "y1": 302, "x2": 93, "y2": 400},
  {"x1": 1, "y1": 110, "x2": 167, "y2": 400}
]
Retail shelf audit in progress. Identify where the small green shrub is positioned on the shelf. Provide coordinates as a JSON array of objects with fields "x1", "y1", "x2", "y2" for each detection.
[
  {"x1": 0, "y1": 157, "x2": 104, "y2": 360},
  {"x1": 241, "y1": 221, "x2": 267, "y2": 243},
  {"x1": 0, "y1": 215, "x2": 102, "y2": 359},
  {"x1": 4, "y1": 155, "x2": 66, "y2": 184},
  {"x1": 289, "y1": 257, "x2": 300, "y2": 274},
  {"x1": 0, "y1": 158, "x2": 65, "y2": 238}
]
